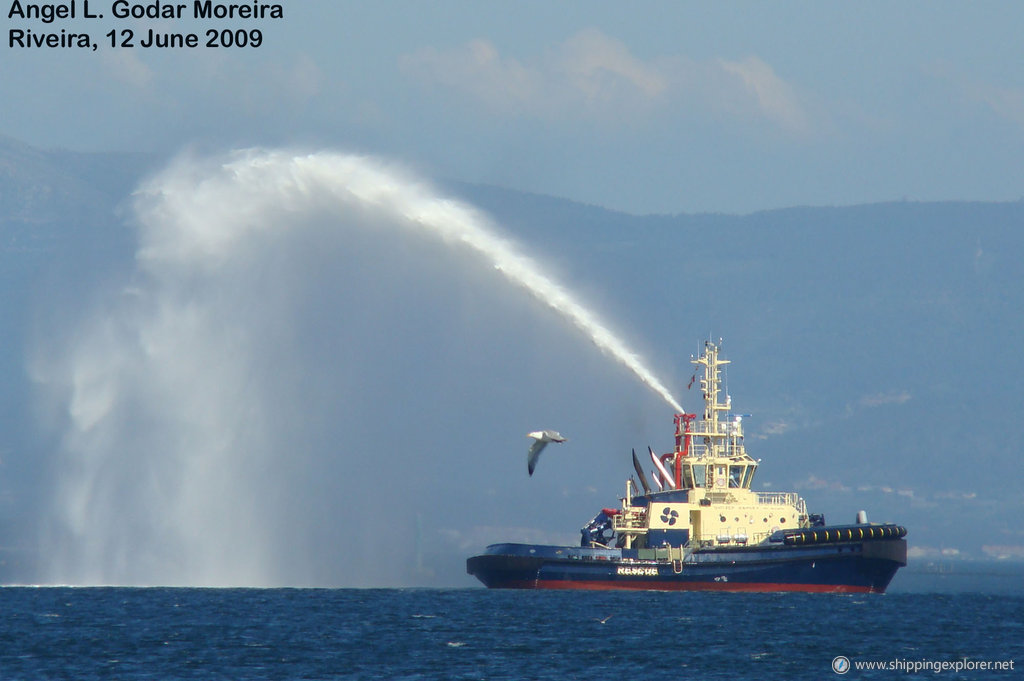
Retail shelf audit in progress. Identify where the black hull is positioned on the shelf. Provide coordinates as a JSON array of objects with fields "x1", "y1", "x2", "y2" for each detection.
[{"x1": 468, "y1": 538, "x2": 907, "y2": 593}]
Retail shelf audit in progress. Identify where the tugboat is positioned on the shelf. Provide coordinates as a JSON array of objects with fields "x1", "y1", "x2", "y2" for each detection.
[{"x1": 467, "y1": 340, "x2": 907, "y2": 592}]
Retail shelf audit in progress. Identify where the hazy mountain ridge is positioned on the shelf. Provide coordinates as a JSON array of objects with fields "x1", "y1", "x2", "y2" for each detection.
[
  {"x1": 0, "y1": 135, "x2": 152, "y2": 255},
  {"x1": 1, "y1": 139, "x2": 1021, "y2": 584}
]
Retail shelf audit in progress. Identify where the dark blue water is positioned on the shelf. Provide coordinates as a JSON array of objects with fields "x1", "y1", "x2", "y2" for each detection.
[{"x1": 1, "y1": 587, "x2": 1021, "y2": 680}]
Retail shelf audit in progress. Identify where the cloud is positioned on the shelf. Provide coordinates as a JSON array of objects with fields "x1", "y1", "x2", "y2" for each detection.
[
  {"x1": 399, "y1": 39, "x2": 542, "y2": 114},
  {"x1": 793, "y1": 474, "x2": 850, "y2": 493},
  {"x1": 908, "y1": 545, "x2": 962, "y2": 560},
  {"x1": 276, "y1": 54, "x2": 323, "y2": 103},
  {"x1": 932, "y1": 491, "x2": 978, "y2": 501},
  {"x1": 401, "y1": 28, "x2": 810, "y2": 133},
  {"x1": 858, "y1": 390, "x2": 911, "y2": 407},
  {"x1": 558, "y1": 28, "x2": 667, "y2": 102},
  {"x1": 196, "y1": 53, "x2": 324, "y2": 115},
  {"x1": 754, "y1": 419, "x2": 792, "y2": 439},
  {"x1": 719, "y1": 56, "x2": 810, "y2": 133},
  {"x1": 399, "y1": 29, "x2": 667, "y2": 120},
  {"x1": 982, "y1": 545, "x2": 1024, "y2": 560},
  {"x1": 974, "y1": 83, "x2": 1024, "y2": 131},
  {"x1": 929, "y1": 61, "x2": 1024, "y2": 133},
  {"x1": 856, "y1": 485, "x2": 979, "y2": 508},
  {"x1": 98, "y1": 50, "x2": 323, "y2": 122},
  {"x1": 101, "y1": 51, "x2": 154, "y2": 89}
]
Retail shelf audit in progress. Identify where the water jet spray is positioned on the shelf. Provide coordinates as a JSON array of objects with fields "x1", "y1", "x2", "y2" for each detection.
[{"x1": 34, "y1": 148, "x2": 684, "y2": 585}]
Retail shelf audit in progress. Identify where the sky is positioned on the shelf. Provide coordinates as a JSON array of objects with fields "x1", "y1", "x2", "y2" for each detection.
[{"x1": 3, "y1": 2, "x2": 1024, "y2": 213}]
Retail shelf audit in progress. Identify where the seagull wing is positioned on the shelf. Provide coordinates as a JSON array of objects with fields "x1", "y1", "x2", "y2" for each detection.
[
  {"x1": 527, "y1": 438, "x2": 549, "y2": 476},
  {"x1": 543, "y1": 430, "x2": 567, "y2": 443}
]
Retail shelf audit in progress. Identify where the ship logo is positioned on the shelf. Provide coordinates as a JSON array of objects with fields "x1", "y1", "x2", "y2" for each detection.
[{"x1": 660, "y1": 507, "x2": 678, "y2": 525}]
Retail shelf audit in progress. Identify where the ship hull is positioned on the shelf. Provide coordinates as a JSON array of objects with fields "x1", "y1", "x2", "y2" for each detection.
[{"x1": 467, "y1": 538, "x2": 907, "y2": 593}]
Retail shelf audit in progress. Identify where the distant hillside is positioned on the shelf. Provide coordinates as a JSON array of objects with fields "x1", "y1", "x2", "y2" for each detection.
[{"x1": 0, "y1": 135, "x2": 152, "y2": 254}]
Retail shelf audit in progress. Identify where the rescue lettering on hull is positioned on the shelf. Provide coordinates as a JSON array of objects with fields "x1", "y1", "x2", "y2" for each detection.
[{"x1": 616, "y1": 566, "x2": 658, "y2": 576}]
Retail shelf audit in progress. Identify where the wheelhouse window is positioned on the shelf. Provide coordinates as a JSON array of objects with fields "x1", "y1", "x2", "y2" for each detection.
[
  {"x1": 682, "y1": 464, "x2": 696, "y2": 489},
  {"x1": 729, "y1": 465, "x2": 744, "y2": 488},
  {"x1": 742, "y1": 465, "x2": 756, "y2": 489}
]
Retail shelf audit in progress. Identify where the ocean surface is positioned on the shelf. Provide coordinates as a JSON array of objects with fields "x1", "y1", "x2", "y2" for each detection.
[{"x1": 2, "y1": 578, "x2": 1022, "y2": 681}]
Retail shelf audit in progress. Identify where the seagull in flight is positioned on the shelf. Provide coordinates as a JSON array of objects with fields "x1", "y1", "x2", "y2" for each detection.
[{"x1": 527, "y1": 430, "x2": 567, "y2": 476}]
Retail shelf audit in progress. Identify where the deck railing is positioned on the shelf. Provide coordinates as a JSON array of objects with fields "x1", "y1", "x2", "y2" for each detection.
[
  {"x1": 613, "y1": 513, "x2": 647, "y2": 531},
  {"x1": 756, "y1": 492, "x2": 807, "y2": 515}
]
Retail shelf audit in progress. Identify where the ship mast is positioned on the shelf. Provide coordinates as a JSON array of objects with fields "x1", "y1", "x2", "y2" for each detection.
[{"x1": 693, "y1": 338, "x2": 732, "y2": 454}]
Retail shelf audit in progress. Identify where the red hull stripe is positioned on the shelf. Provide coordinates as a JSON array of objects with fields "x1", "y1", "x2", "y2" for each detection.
[{"x1": 493, "y1": 579, "x2": 877, "y2": 593}]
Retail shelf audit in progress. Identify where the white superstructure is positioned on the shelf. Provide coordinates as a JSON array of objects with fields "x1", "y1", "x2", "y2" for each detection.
[{"x1": 614, "y1": 340, "x2": 807, "y2": 550}]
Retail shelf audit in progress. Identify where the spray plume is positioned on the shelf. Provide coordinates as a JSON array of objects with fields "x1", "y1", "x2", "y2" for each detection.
[
  {"x1": 33, "y1": 149, "x2": 682, "y2": 585},
  {"x1": 139, "y1": 149, "x2": 682, "y2": 411},
  {"x1": 153, "y1": 151, "x2": 679, "y2": 409}
]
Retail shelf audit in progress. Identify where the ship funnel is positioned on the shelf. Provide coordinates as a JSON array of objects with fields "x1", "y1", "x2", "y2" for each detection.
[{"x1": 856, "y1": 510, "x2": 868, "y2": 524}]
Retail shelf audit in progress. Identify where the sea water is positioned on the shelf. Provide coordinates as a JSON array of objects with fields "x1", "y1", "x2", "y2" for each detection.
[{"x1": 1, "y1": 583, "x2": 1021, "y2": 680}]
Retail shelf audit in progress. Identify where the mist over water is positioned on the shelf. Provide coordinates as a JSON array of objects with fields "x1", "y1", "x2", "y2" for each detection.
[{"x1": 30, "y1": 149, "x2": 681, "y2": 586}]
